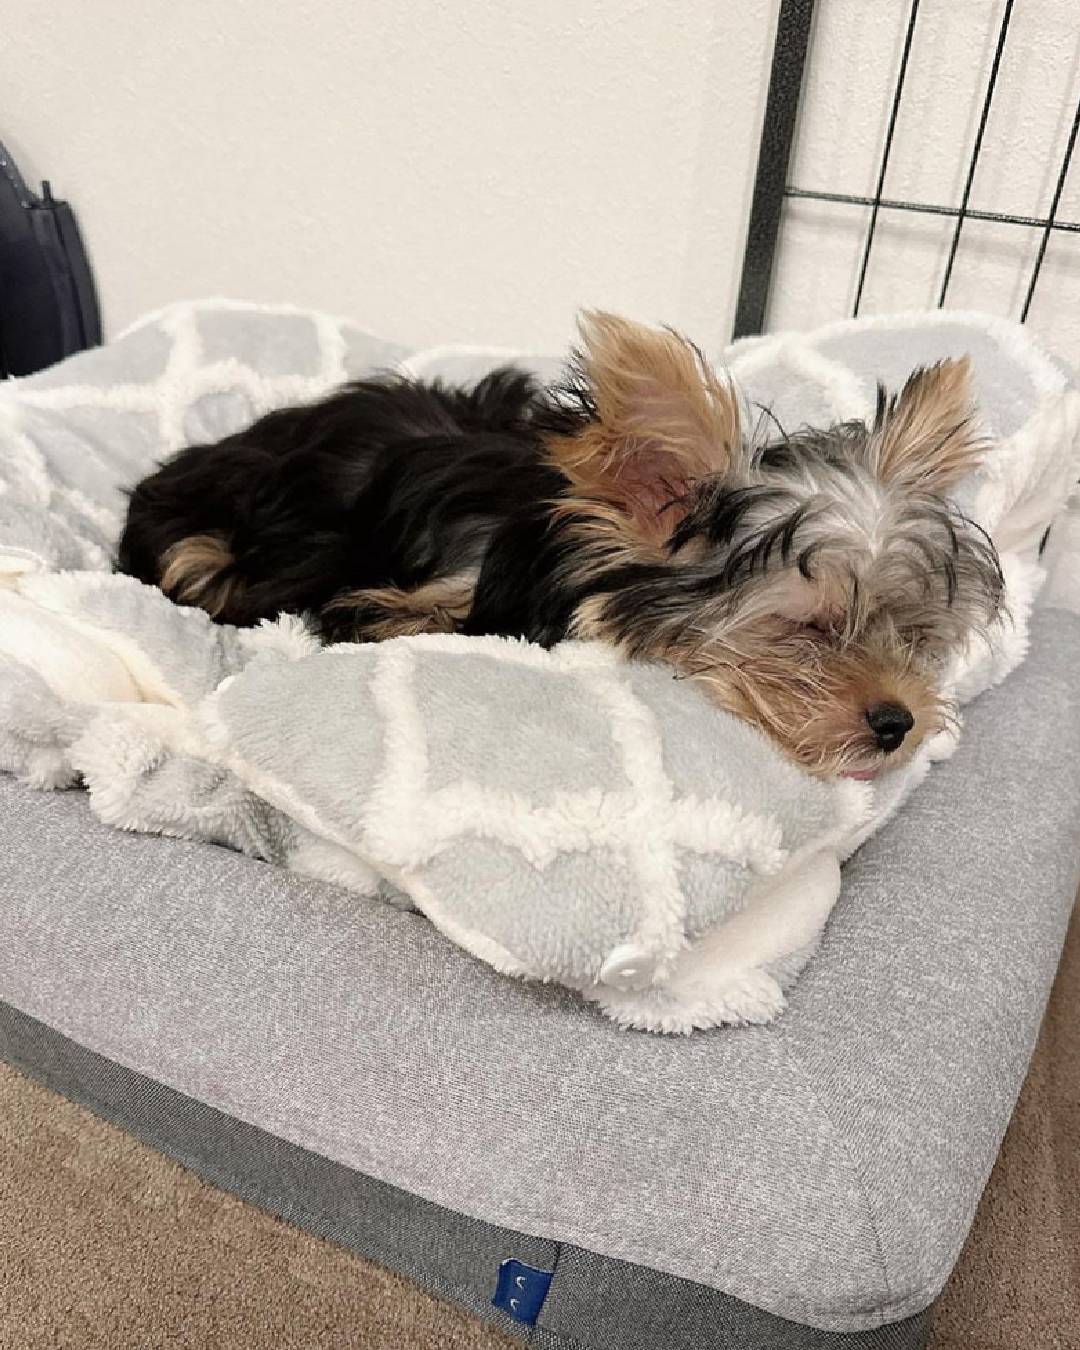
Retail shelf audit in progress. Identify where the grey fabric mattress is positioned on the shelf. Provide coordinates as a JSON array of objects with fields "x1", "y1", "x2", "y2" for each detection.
[{"x1": 3, "y1": 598, "x2": 1080, "y2": 1347}]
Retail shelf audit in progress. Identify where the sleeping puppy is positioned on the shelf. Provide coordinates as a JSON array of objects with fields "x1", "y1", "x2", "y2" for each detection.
[{"x1": 117, "y1": 312, "x2": 1002, "y2": 781}]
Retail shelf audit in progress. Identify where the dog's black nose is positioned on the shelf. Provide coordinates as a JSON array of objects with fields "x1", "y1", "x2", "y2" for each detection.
[{"x1": 866, "y1": 701, "x2": 915, "y2": 753}]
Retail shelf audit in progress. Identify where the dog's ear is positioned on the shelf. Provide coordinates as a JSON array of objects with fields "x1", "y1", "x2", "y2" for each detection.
[
  {"x1": 549, "y1": 311, "x2": 741, "y2": 544},
  {"x1": 869, "y1": 358, "x2": 984, "y2": 493}
]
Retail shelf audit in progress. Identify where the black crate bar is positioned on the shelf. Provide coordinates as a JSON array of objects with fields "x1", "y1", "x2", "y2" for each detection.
[
  {"x1": 732, "y1": 0, "x2": 818, "y2": 339},
  {"x1": 852, "y1": 0, "x2": 921, "y2": 317},
  {"x1": 1020, "y1": 91, "x2": 1080, "y2": 322},
  {"x1": 937, "y1": 0, "x2": 1015, "y2": 306},
  {"x1": 734, "y1": 0, "x2": 1080, "y2": 338},
  {"x1": 785, "y1": 188, "x2": 1080, "y2": 234}
]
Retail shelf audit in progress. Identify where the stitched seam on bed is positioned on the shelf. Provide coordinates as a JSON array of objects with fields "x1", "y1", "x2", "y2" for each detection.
[{"x1": 767, "y1": 1032, "x2": 897, "y2": 1318}]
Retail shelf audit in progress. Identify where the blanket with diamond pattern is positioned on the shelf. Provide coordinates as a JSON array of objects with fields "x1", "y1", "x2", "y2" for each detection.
[{"x1": 0, "y1": 301, "x2": 1076, "y2": 1031}]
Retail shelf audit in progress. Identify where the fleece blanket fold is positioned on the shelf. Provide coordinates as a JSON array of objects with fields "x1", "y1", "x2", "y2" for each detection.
[{"x1": 0, "y1": 301, "x2": 1077, "y2": 1032}]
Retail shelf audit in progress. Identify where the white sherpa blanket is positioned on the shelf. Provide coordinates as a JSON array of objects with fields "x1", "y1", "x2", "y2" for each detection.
[{"x1": 0, "y1": 302, "x2": 1077, "y2": 1032}]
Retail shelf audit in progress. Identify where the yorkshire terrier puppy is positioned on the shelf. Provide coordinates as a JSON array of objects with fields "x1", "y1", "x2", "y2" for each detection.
[{"x1": 117, "y1": 313, "x2": 1004, "y2": 781}]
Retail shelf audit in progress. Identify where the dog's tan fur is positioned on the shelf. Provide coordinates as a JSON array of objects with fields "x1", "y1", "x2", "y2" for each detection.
[
  {"x1": 322, "y1": 572, "x2": 478, "y2": 641},
  {"x1": 868, "y1": 357, "x2": 984, "y2": 491},
  {"x1": 546, "y1": 310, "x2": 742, "y2": 547},
  {"x1": 159, "y1": 534, "x2": 241, "y2": 618}
]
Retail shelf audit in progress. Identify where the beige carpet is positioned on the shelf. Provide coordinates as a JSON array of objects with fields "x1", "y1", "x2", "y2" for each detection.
[
  {"x1": 2, "y1": 902, "x2": 1078, "y2": 1349},
  {"x1": 927, "y1": 892, "x2": 1080, "y2": 1350},
  {"x1": 0, "y1": 1061, "x2": 515, "y2": 1350}
]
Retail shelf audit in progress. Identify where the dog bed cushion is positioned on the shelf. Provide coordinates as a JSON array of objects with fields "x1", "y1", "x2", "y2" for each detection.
[
  {"x1": 0, "y1": 302, "x2": 1078, "y2": 1033},
  {"x1": 2, "y1": 304, "x2": 1080, "y2": 1343},
  {"x1": 1, "y1": 598, "x2": 1079, "y2": 1341}
]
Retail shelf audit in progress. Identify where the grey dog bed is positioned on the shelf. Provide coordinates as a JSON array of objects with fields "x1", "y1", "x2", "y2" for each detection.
[{"x1": 2, "y1": 302, "x2": 1080, "y2": 1348}]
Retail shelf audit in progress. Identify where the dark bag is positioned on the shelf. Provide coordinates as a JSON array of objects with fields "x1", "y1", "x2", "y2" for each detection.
[{"x1": 0, "y1": 138, "x2": 101, "y2": 378}]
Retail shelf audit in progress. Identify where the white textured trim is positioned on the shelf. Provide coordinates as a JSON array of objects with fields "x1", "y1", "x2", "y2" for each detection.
[
  {"x1": 358, "y1": 641, "x2": 784, "y2": 877},
  {"x1": 731, "y1": 337, "x2": 872, "y2": 421},
  {"x1": 0, "y1": 547, "x2": 49, "y2": 577},
  {"x1": 351, "y1": 629, "x2": 623, "y2": 670},
  {"x1": 361, "y1": 641, "x2": 432, "y2": 860},
  {"x1": 71, "y1": 702, "x2": 213, "y2": 832},
  {"x1": 974, "y1": 390, "x2": 1080, "y2": 548},
  {"x1": 113, "y1": 296, "x2": 393, "y2": 348},
  {"x1": 946, "y1": 552, "x2": 1043, "y2": 704},
  {"x1": 313, "y1": 312, "x2": 350, "y2": 386},
  {"x1": 237, "y1": 612, "x2": 322, "y2": 664},
  {"x1": 726, "y1": 308, "x2": 1068, "y2": 400},
  {"x1": 0, "y1": 586, "x2": 143, "y2": 705},
  {"x1": 394, "y1": 343, "x2": 534, "y2": 380},
  {"x1": 389, "y1": 867, "x2": 536, "y2": 979},
  {"x1": 574, "y1": 663, "x2": 686, "y2": 970},
  {"x1": 288, "y1": 832, "x2": 383, "y2": 898},
  {"x1": 593, "y1": 847, "x2": 843, "y2": 1032},
  {"x1": 0, "y1": 400, "x2": 52, "y2": 504},
  {"x1": 17, "y1": 572, "x2": 194, "y2": 707},
  {"x1": 197, "y1": 687, "x2": 394, "y2": 865}
]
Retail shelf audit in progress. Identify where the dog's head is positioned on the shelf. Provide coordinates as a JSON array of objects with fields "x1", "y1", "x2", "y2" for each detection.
[{"x1": 547, "y1": 312, "x2": 1004, "y2": 780}]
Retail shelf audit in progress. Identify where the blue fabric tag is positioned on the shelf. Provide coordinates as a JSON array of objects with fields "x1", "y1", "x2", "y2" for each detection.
[{"x1": 492, "y1": 1258, "x2": 554, "y2": 1326}]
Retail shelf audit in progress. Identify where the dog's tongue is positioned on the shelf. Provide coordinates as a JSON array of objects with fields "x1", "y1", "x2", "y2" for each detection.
[{"x1": 843, "y1": 769, "x2": 879, "y2": 782}]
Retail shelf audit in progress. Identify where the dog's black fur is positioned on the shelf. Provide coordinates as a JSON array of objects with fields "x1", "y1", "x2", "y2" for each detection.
[{"x1": 117, "y1": 370, "x2": 590, "y2": 644}]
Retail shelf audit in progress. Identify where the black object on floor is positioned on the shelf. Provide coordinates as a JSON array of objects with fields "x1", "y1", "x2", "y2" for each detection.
[{"x1": 0, "y1": 136, "x2": 101, "y2": 378}]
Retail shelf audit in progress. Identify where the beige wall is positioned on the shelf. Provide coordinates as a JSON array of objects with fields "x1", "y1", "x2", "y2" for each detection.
[
  {"x1": 0, "y1": 0, "x2": 777, "y2": 354},
  {"x1": 4, "y1": 2, "x2": 1074, "y2": 362}
]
